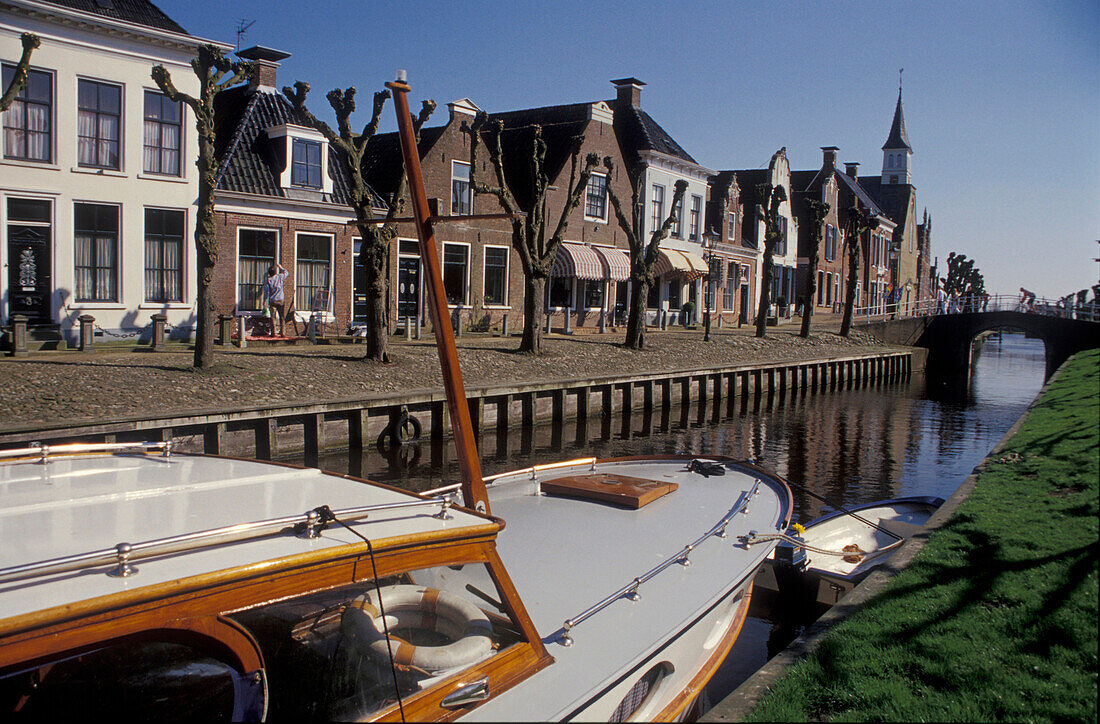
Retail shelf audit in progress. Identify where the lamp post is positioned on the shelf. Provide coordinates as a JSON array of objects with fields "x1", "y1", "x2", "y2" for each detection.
[{"x1": 703, "y1": 233, "x2": 715, "y2": 341}]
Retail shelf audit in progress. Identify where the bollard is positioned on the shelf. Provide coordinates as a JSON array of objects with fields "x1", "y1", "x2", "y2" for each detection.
[
  {"x1": 405, "y1": 316, "x2": 412, "y2": 340},
  {"x1": 237, "y1": 315, "x2": 248, "y2": 348},
  {"x1": 546, "y1": 312, "x2": 552, "y2": 335},
  {"x1": 599, "y1": 309, "x2": 607, "y2": 333},
  {"x1": 217, "y1": 314, "x2": 234, "y2": 345},
  {"x1": 661, "y1": 311, "x2": 668, "y2": 330},
  {"x1": 501, "y1": 313, "x2": 509, "y2": 338},
  {"x1": 453, "y1": 309, "x2": 462, "y2": 338},
  {"x1": 564, "y1": 310, "x2": 572, "y2": 335},
  {"x1": 308, "y1": 313, "x2": 318, "y2": 343},
  {"x1": 8, "y1": 314, "x2": 28, "y2": 357},
  {"x1": 415, "y1": 314, "x2": 422, "y2": 340},
  {"x1": 150, "y1": 313, "x2": 168, "y2": 351},
  {"x1": 78, "y1": 314, "x2": 95, "y2": 353}
]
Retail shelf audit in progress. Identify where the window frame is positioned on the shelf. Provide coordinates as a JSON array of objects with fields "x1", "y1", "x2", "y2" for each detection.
[
  {"x1": 290, "y1": 138, "x2": 323, "y2": 189},
  {"x1": 670, "y1": 195, "x2": 683, "y2": 239},
  {"x1": 650, "y1": 184, "x2": 665, "y2": 236},
  {"x1": 688, "y1": 194, "x2": 701, "y2": 242},
  {"x1": 584, "y1": 172, "x2": 608, "y2": 222},
  {"x1": 76, "y1": 77, "x2": 122, "y2": 170},
  {"x1": 143, "y1": 89, "x2": 182, "y2": 177},
  {"x1": 143, "y1": 207, "x2": 186, "y2": 303},
  {"x1": 442, "y1": 241, "x2": 470, "y2": 307},
  {"x1": 73, "y1": 201, "x2": 120, "y2": 303},
  {"x1": 451, "y1": 160, "x2": 472, "y2": 215},
  {"x1": 2, "y1": 63, "x2": 53, "y2": 163},
  {"x1": 482, "y1": 244, "x2": 509, "y2": 307},
  {"x1": 236, "y1": 227, "x2": 279, "y2": 313},
  {"x1": 295, "y1": 232, "x2": 334, "y2": 314}
]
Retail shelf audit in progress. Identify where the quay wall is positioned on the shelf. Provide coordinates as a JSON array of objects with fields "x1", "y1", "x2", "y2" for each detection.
[{"x1": 0, "y1": 349, "x2": 923, "y2": 462}]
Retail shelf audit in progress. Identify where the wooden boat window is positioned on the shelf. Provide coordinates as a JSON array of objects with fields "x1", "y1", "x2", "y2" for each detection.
[
  {"x1": 227, "y1": 563, "x2": 523, "y2": 721},
  {"x1": 0, "y1": 640, "x2": 240, "y2": 720}
]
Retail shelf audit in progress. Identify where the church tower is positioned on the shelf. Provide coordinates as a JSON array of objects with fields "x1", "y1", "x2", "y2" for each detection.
[{"x1": 881, "y1": 87, "x2": 912, "y2": 185}]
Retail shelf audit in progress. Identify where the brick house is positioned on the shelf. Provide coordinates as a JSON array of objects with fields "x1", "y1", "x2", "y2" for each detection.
[
  {"x1": 792, "y1": 147, "x2": 851, "y2": 318},
  {"x1": 706, "y1": 171, "x2": 757, "y2": 327}
]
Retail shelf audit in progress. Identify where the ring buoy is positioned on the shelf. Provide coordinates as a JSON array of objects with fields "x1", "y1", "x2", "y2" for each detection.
[{"x1": 342, "y1": 585, "x2": 493, "y2": 673}]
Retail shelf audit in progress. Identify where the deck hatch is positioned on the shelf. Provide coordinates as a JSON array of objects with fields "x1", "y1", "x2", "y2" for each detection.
[{"x1": 539, "y1": 474, "x2": 678, "y2": 509}]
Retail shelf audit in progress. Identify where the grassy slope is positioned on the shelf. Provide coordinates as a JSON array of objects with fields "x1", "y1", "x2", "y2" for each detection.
[{"x1": 747, "y1": 349, "x2": 1099, "y2": 723}]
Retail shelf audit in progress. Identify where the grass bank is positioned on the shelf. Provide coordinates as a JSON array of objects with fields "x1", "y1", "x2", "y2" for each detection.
[{"x1": 745, "y1": 349, "x2": 1099, "y2": 723}]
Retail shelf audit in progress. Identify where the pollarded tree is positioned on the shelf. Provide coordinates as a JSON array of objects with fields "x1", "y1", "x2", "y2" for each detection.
[
  {"x1": 284, "y1": 82, "x2": 435, "y2": 362},
  {"x1": 799, "y1": 197, "x2": 831, "y2": 338},
  {"x1": 463, "y1": 112, "x2": 598, "y2": 355},
  {"x1": 152, "y1": 46, "x2": 251, "y2": 369},
  {"x1": 602, "y1": 158, "x2": 687, "y2": 350},
  {"x1": 0, "y1": 33, "x2": 40, "y2": 113},
  {"x1": 753, "y1": 180, "x2": 787, "y2": 338},
  {"x1": 839, "y1": 204, "x2": 879, "y2": 337}
]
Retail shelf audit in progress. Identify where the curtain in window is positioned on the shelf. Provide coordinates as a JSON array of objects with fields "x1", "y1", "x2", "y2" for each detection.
[
  {"x1": 25, "y1": 103, "x2": 49, "y2": 160},
  {"x1": 143, "y1": 119, "x2": 157, "y2": 172},
  {"x1": 77, "y1": 110, "x2": 96, "y2": 165}
]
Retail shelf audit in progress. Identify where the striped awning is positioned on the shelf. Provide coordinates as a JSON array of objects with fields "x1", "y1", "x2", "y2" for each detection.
[
  {"x1": 592, "y1": 245, "x2": 631, "y2": 282},
  {"x1": 654, "y1": 248, "x2": 709, "y2": 281},
  {"x1": 550, "y1": 242, "x2": 604, "y2": 280}
]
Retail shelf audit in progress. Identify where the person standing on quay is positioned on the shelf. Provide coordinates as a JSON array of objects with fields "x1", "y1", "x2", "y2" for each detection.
[{"x1": 264, "y1": 263, "x2": 289, "y2": 337}]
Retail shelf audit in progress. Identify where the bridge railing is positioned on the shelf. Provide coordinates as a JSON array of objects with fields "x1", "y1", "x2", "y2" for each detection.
[{"x1": 854, "y1": 294, "x2": 1100, "y2": 322}]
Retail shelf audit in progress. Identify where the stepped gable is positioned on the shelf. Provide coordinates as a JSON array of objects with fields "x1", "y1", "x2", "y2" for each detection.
[
  {"x1": 38, "y1": 0, "x2": 188, "y2": 34},
  {"x1": 706, "y1": 170, "x2": 738, "y2": 234},
  {"x1": 213, "y1": 84, "x2": 367, "y2": 206},
  {"x1": 729, "y1": 169, "x2": 768, "y2": 247}
]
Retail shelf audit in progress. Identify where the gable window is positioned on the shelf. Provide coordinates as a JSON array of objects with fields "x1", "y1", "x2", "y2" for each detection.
[
  {"x1": 143, "y1": 90, "x2": 181, "y2": 175},
  {"x1": 144, "y1": 208, "x2": 184, "y2": 302},
  {"x1": 670, "y1": 196, "x2": 683, "y2": 238},
  {"x1": 585, "y1": 173, "x2": 608, "y2": 221},
  {"x1": 443, "y1": 242, "x2": 469, "y2": 306},
  {"x1": 291, "y1": 139, "x2": 322, "y2": 188},
  {"x1": 77, "y1": 79, "x2": 121, "y2": 170},
  {"x1": 825, "y1": 224, "x2": 836, "y2": 261},
  {"x1": 727, "y1": 210, "x2": 736, "y2": 240},
  {"x1": 483, "y1": 245, "x2": 508, "y2": 306},
  {"x1": 650, "y1": 184, "x2": 664, "y2": 234},
  {"x1": 451, "y1": 161, "x2": 471, "y2": 215},
  {"x1": 689, "y1": 195, "x2": 701, "y2": 241},
  {"x1": 3, "y1": 65, "x2": 52, "y2": 162},
  {"x1": 238, "y1": 228, "x2": 277, "y2": 311},
  {"x1": 74, "y1": 203, "x2": 119, "y2": 302},
  {"x1": 775, "y1": 216, "x2": 788, "y2": 256},
  {"x1": 296, "y1": 234, "x2": 332, "y2": 312}
]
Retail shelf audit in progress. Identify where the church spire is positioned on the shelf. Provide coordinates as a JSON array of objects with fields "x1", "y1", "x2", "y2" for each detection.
[{"x1": 881, "y1": 75, "x2": 912, "y2": 185}]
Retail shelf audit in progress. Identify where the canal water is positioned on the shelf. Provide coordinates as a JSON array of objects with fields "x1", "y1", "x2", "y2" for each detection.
[{"x1": 306, "y1": 333, "x2": 1048, "y2": 707}]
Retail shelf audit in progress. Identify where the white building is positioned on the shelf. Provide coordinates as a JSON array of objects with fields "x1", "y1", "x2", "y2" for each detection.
[{"x1": 1, "y1": 0, "x2": 226, "y2": 347}]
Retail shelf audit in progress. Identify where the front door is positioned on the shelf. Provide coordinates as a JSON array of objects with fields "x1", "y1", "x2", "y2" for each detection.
[
  {"x1": 739, "y1": 285, "x2": 749, "y2": 325},
  {"x1": 397, "y1": 256, "x2": 420, "y2": 321},
  {"x1": 6, "y1": 199, "x2": 53, "y2": 324}
]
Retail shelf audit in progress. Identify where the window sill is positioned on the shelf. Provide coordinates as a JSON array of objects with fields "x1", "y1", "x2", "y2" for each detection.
[
  {"x1": 1, "y1": 158, "x2": 60, "y2": 171},
  {"x1": 293, "y1": 311, "x2": 334, "y2": 322},
  {"x1": 137, "y1": 173, "x2": 188, "y2": 184},
  {"x1": 70, "y1": 302, "x2": 126, "y2": 310},
  {"x1": 71, "y1": 166, "x2": 127, "y2": 178},
  {"x1": 138, "y1": 302, "x2": 191, "y2": 310},
  {"x1": 483, "y1": 304, "x2": 511, "y2": 310},
  {"x1": 584, "y1": 216, "x2": 608, "y2": 224}
]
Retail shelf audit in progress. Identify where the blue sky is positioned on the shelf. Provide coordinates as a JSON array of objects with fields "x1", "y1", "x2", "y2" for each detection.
[{"x1": 161, "y1": 0, "x2": 1100, "y2": 299}]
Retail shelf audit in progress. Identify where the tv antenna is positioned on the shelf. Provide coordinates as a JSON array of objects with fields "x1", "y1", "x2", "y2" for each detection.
[{"x1": 235, "y1": 19, "x2": 255, "y2": 51}]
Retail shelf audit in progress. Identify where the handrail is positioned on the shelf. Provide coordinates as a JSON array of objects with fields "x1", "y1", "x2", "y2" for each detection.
[
  {"x1": 0, "y1": 441, "x2": 172, "y2": 462},
  {"x1": 422, "y1": 457, "x2": 598, "y2": 496},
  {"x1": 0, "y1": 495, "x2": 456, "y2": 585},
  {"x1": 557, "y1": 478, "x2": 763, "y2": 647}
]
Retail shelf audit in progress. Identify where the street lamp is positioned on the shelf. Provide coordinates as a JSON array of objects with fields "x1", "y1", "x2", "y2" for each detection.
[{"x1": 703, "y1": 232, "x2": 716, "y2": 341}]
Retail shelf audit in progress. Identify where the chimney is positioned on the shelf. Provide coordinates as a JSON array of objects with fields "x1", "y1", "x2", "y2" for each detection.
[
  {"x1": 844, "y1": 162, "x2": 860, "y2": 179},
  {"x1": 821, "y1": 146, "x2": 838, "y2": 172},
  {"x1": 610, "y1": 77, "x2": 645, "y2": 109},
  {"x1": 236, "y1": 46, "x2": 291, "y2": 93}
]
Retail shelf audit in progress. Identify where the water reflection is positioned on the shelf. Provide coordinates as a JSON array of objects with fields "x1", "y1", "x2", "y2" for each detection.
[{"x1": 309, "y1": 334, "x2": 1046, "y2": 707}]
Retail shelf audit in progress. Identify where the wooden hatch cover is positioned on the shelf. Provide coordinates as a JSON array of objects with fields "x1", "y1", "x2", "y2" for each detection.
[{"x1": 540, "y1": 473, "x2": 678, "y2": 509}]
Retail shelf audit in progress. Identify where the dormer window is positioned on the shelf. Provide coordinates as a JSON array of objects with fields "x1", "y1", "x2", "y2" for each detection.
[
  {"x1": 266, "y1": 124, "x2": 332, "y2": 195},
  {"x1": 292, "y1": 138, "x2": 322, "y2": 188}
]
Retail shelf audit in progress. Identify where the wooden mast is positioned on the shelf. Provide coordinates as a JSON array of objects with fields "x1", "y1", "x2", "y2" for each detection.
[{"x1": 386, "y1": 73, "x2": 490, "y2": 514}]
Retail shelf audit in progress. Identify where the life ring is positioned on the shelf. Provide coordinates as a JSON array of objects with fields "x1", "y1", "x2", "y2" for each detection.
[{"x1": 342, "y1": 585, "x2": 493, "y2": 673}]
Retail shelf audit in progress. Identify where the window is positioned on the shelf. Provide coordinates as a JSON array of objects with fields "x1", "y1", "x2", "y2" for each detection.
[
  {"x1": 650, "y1": 184, "x2": 664, "y2": 234},
  {"x1": 582, "y1": 279, "x2": 603, "y2": 308},
  {"x1": 483, "y1": 246, "x2": 508, "y2": 306},
  {"x1": 291, "y1": 138, "x2": 322, "y2": 188},
  {"x1": 775, "y1": 216, "x2": 788, "y2": 256},
  {"x1": 74, "y1": 203, "x2": 119, "y2": 302},
  {"x1": 238, "y1": 229, "x2": 277, "y2": 311},
  {"x1": 689, "y1": 195, "x2": 701, "y2": 241},
  {"x1": 585, "y1": 173, "x2": 608, "y2": 220},
  {"x1": 548, "y1": 276, "x2": 573, "y2": 309},
  {"x1": 724, "y1": 261, "x2": 737, "y2": 310},
  {"x1": 825, "y1": 224, "x2": 836, "y2": 261},
  {"x1": 144, "y1": 208, "x2": 184, "y2": 302},
  {"x1": 666, "y1": 280, "x2": 681, "y2": 310},
  {"x1": 143, "y1": 90, "x2": 181, "y2": 175},
  {"x1": 443, "y1": 243, "x2": 468, "y2": 305},
  {"x1": 77, "y1": 79, "x2": 121, "y2": 169},
  {"x1": 646, "y1": 281, "x2": 660, "y2": 309},
  {"x1": 817, "y1": 270, "x2": 826, "y2": 306},
  {"x1": 727, "y1": 210, "x2": 736, "y2": 240},
  {"x1": 451, "y1": 161, "x2": 471, "y2": 215},
  {"x1": 296, "y1": 234, "x2": 332, "y2": 312},
  {"x1": 670, "y1": 196, "x2": 683, "y2": 238},
  {"x1": 3, "y1": 65, "x2": 51, "y2": 162}
]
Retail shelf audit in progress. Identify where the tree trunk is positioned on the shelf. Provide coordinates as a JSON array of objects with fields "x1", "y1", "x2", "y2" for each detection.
[
  {"x1": 192, "y1": 164, "x2": 217, "y2": 369},
  {"x1": 840, "y1": 241, "x2": 860, "y2": 337},
  {"x1": 800, "y1": 253, "x2": 819, "y2": 337},
  {"x1": 363, "y1": 262, "x2": 389, "y2": 362},
  {"x1": 625, "y1": 276, "x2": 649, "y2": 349},
  {"x1": 755, "y1": 249, "x2": 774, "y2": 338},
  {"x1": 519, "y1": 275, "x2": 545, "y2": 355}
]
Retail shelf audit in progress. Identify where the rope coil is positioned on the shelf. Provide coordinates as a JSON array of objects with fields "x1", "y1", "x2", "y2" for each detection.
[{"x1": 740, "y1": 531, "x2": 868, "y2": 559}]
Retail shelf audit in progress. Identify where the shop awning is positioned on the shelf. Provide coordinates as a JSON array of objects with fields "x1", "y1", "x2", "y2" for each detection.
[
  {"x1": 592, "y1": 245, "x2": 631, "y2": 282},
  {"x1": 654, "y1": 248, "x2": 709, "y2": 281},
  {"x1": 550, "y1": 242, "x2": 604, "y2": 280}
]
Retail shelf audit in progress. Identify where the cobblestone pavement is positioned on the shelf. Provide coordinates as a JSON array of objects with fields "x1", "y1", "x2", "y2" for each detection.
[{"x1": 1, "y1": 324, "x2": 900, "y2": 430}]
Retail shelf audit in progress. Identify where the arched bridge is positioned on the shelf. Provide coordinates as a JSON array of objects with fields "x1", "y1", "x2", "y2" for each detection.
[{"x1": 859, "y1": 307, "x2": 1100, "y2": 381}]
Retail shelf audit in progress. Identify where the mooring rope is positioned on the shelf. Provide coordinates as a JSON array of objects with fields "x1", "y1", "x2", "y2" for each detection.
[{"x1": 740, "y1": 531, "x2": 886, "y2": 559}]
